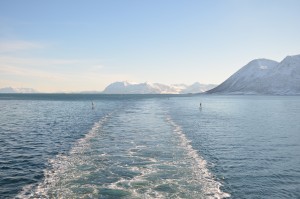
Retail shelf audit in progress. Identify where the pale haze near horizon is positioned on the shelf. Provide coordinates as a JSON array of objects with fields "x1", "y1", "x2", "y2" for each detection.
[{"x1": 0, "y1": 0, "x2": 300, "y2": 92}]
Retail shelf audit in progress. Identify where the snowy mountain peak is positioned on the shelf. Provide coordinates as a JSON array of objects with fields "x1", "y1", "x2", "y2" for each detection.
[
  {"x1": 207, "y1": 54, "x2": 300, "y2": 95},
  {"x1": 118, "y1": 81, "x2": 134, "y2": 86},
  {"x1": 102, "y1": 81, "x2": 216, "y2": 94},
  {"x1": 278, "y1": 55, "x2": 300, "y2": 70},
  {"x1": 243, "y1": 58, "x2": 278, "y2": 71},
  {"x1": 282, "y1": 54, "x2": 300, "y2": 62}
]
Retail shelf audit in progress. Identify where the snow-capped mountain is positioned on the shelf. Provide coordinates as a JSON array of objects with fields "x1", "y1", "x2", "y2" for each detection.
[
  {"x1": 102, "y1": 81, "x2": 216, "y2": 94},
  {"x1": 207, "y1": 54, "x2": 300, "y2": 95},
  {"x1": 0, "y1": 87, "x2": 37, "y2": 93},
  {"x1": 181, "y1": 82, "x2": 216, "y2": 94},
  {"x1": 102, "y1": 81, "x2": 158, "y2": 94}
]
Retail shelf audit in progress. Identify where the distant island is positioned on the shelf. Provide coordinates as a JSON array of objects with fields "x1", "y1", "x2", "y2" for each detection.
[{"x1": 1, "y1": 54, "x2": 299, "y2": 95}]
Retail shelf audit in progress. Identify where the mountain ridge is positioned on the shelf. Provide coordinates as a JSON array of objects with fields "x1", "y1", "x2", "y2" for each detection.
[
  {"x1": 207, "y1": 54, "x2": 300, "y2": 95},
  {"x1": 3, "y1": 54, "x2": 299, "y2": 95},
  {"x1": 0, "y1": 87, "x2": 38, "y2": 93},
  {"x1": 102, "y1": 81, "x2": 216, "y2": 94}
]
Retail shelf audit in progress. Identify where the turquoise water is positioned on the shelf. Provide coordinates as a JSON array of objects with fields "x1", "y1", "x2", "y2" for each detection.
[{"x1": 0, "y1": 94, "x2": 299, "y2": 198}]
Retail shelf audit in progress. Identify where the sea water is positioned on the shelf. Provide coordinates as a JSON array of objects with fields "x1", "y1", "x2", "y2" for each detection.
[{"x1": 0, "y1": 94, "x2": 299, "y2": 198}]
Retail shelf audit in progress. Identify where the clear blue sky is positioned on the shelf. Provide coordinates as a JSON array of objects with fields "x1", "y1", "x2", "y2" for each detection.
[{"x1": 1, "y1": 0, "x2": 300, "y2": 92}]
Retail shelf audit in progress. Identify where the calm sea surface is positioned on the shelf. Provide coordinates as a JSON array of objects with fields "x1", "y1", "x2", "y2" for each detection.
[{"x1": 0, "y1": 94, "x2": 299, "y2": 198}]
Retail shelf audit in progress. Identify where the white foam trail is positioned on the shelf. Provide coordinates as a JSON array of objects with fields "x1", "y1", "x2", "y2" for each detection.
[
  {"x1": 14, "y1": 184, "x2": 36, "y2": 199},
  {"x1": 17, "y1": 110, "x2": 230, "y2": 198},
  {"x1": 165, "y1": 116, "x2": 230, "y2": 199},
  {"x1": 16, "y1": 113, "x2": 113, "y2": 199},
  {"x1": 107, "y1": 146, "x2": 164, "y2": 199}
]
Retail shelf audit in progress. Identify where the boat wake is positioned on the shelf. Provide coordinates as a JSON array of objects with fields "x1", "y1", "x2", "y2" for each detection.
[
  {"x1": 16, "y1": 108, "x2": 230, "y2": 198},
  {"x1": 165, "y1": 115, "x2": 230, "y2": 199},
  {"x1": 16, "y1": 112, "x2": 113, "y2": 198}
]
